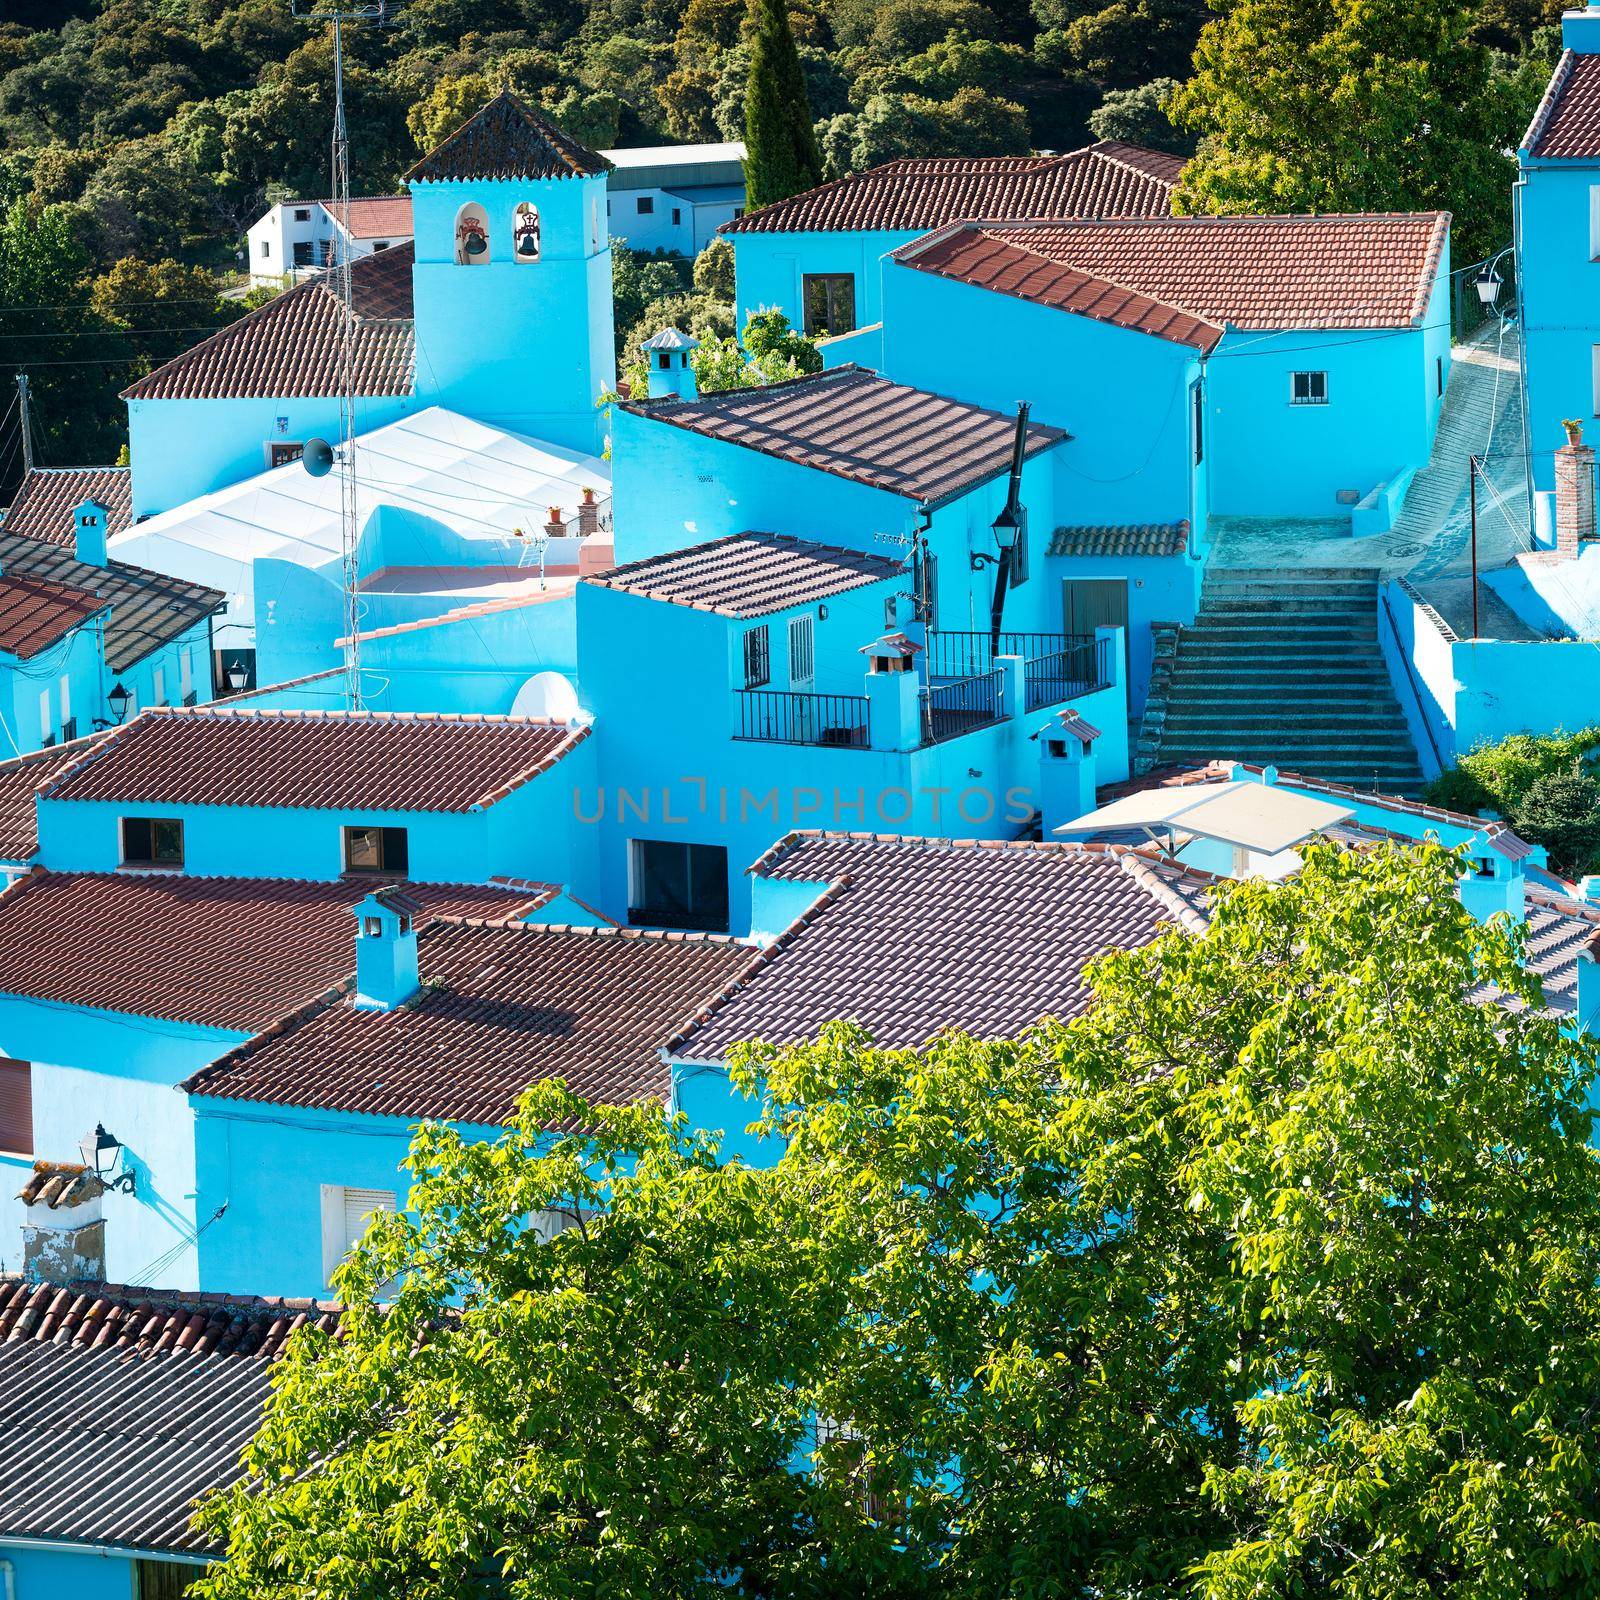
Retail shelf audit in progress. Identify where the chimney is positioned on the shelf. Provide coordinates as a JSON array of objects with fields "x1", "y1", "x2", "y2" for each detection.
[
  {"x1": 1457, "y1": 825, "x2": 1528, "y2": 926},
  {"x1": 578, "y1": 485, "x2": 599, "y2": 539},
  {"x1": 1578, "y1": 929, "x2": 1600, "y2": 1036},
  {"x1": 641, "y1": 327, "x2": 700, "y2": 401},
  {"x1": 544, "y1": 505, "x2": 567, "y2": 541},
  {"x1": 860, "y1": 631, "x2": 924, "y2": 752},
  {"x1": 1040, "y1": 708, "x2": 1102, "y2": 835},
  {"x1": 73, "y1": 498, "x2": 109, "y2": 568},
  {"x1": 352, "y1": 886, "x2": 421, "y2": 1012},
  {"x1": 18, "y1": 1162, "x2": 105, "y2": 1284},
  {"x1": 1555, "y1": 421, "x2": 1595, "y2": 557}
]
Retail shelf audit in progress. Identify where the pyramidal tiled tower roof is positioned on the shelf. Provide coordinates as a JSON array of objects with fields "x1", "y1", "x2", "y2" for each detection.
[{"x1": 406, "y1": 89, "x2": 611, "y2": 183}]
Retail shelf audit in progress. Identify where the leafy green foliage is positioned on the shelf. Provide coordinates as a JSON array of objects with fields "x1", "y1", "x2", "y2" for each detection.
[
  {"x1": 1171, "y1": 0, "x2": 1542, "y2": 260},
  {"x1": 1512, "y1": 766, "x2": 1600, "y2": 875},
  {"x1": 1088, "y1": 76, "x2": 1192, "y2": 152},
  {"x1": 743, "y1": 0, "x2": 825, "y2": 208},
  {"x1": 195, "y1": 843, "x2": 1600, "y2": 1596}
]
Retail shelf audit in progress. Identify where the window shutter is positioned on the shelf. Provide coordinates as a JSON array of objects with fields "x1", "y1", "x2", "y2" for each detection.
[
  {"x1": 0, "y1": 1060, "x2": 31, "y2": 1155},
  {"x1": 341, "y1": 1186, "x2": 396, "y2": 1255},
  {"x1": 788, "y1": 614, "x2": 815, "y2": 685}
]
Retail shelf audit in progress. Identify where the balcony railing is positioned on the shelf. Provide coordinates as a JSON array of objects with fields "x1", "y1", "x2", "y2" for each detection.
[
  {"x1": 734, "y1": 689, "x2": 870, "y2": 748},
  {"x1": 926, "y1": 630, "x2": 1086, "y2": 681},
  {"x1": 921, "y1": 668, "x2": 1005, "y2": 745},
  {"x1": 1023, "y1": 634, "x2": 1111, "y2": 711}
]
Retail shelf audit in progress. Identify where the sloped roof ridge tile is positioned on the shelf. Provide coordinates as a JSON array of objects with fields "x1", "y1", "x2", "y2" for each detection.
[
  {"x1": 1525, "y1": 48, "x2": 1579, "y2": 155},
  {"x1": 406, "y1": 88, "x2": 610, "y2": 182}
]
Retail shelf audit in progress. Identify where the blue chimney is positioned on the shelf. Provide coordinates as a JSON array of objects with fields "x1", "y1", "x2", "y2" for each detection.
[
  {"x1": 1457, "y1": 825, "x2": 1529, "y2": 926},
  {"x1": 352, "y1": 886, "x2": 422, "y2": 1012},
  {"x1": 73, "y1": 499, "x2": 109, "y2": 568},
  {"x1": 641, "y1": 327, "x2": 700, "y2": 401}
]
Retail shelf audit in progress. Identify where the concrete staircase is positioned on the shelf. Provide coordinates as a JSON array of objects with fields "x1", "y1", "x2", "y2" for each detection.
[{"x1": 1147, "y1": 567, "x2": 1426, "y2": 793}]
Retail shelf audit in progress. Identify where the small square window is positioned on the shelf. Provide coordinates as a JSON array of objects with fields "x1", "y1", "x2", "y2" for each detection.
[
  {"x1": 293, "y1": 208, "x2": 311, "y2": 222},
  {"x1": 671, "y1": 207, "x2": 681, "y2": 225},
  {"x1": 637, "y1": 196, "x2": 654, "y2": 215},
  {"x1": 122, "y1": 816, "x2": 184, "y2": 868},
  {"x1": 259, "y1": 239, "x2": 270, "y2": 258},
  {"x1": 628, "y1": 839, "x2": 729, "y2": 932},
  {"x1": 1290, "y1": 370, "x2": 1328, "y2": 406},
  {"x1": 343, "y1": 825, "x2": 409, "y2": 875}
]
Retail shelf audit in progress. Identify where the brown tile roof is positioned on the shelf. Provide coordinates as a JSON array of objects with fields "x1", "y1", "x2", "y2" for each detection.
[
  {"x1": 671, "y1": 833, "x2": 1213, "y2": 1060},
  {"x1": 407, "y1": 90, "x2": 610, "y2": 182},
  {"x1": 1, "y1": 467, "x2": 131, "y2": 548},
  {"x1": 122, "y1": 244, "x2": 414, "y2": 401},
  {"x1": 1525, "y1": 50, "x2": 1600, "y2": 158},
  {"x1": 187, "y1": 920, "x2": 758, "y2": 1124},
  {"x1": 584, "y1": 531, "x2": 906, "y2": 617},
  {"x1": 0, "y1": 871, "x2": 553, "y2": 1030},
  {"x1": 0, "y1": 572, "x2": 107, "y2": 658},
  {"x1": 1049, "y1": 521, "x2": 1191, "y2": 559},
  {"x1": 898, "y1": 225, "x2": 1224, "y2": 350},
  {"x1": 722, "y1": 142, "x2": 1183, "y2": 234},
  {"x1": 0, "y1": 1277, "x2": 342, "y2": 1555},
  {"x1": 16, "y1": 1161, "x2": 100, "y2": 1211},
  {"x1": 621, "y1": 366, "x2": 1067, "y2": 507},
  {"x1": 0, "y1": 732, "x2": 109, "y2": 862},
  {"x1": 904, "y1": 214, "x2": 1449, "y2": 333},
  {"x1": 324, "y1": 194, "x2": 412, "y2": 238},
  {"x1": 43, "y1": 706, "x2": 590, "y2": 813},
  {"x1": 0, "y1": 532, "x2": 224, "y2": 674}
]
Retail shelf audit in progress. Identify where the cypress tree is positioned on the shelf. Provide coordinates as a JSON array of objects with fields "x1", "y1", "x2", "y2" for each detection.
[{"x1": 743, "y1": 0, "x2": 823, "y2": 211}]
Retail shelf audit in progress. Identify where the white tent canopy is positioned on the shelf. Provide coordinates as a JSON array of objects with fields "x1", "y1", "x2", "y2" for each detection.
[
  {"x1": 109, "y1": 407, "x2": 610, "y2": 637},
  {"x1": 1058, "y1": 781, "x2": 1354, "y2": 857}
]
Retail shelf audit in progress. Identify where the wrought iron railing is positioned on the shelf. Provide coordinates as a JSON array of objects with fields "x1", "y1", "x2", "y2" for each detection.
[
  {"x1": 1023, "y1": 634, "x2": 1111, "y2": 711},
  {"x1": 921, "y1": 669, "x2": 1005, "y2": 745},
  {"x1": 925, "y1": 629, "x2": 1083, "y2": 681},
  {"x1": 734, "y1": 689, "x2": 870, "y2": 748}
]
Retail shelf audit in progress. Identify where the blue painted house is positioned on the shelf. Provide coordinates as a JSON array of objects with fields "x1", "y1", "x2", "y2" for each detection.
[
  {"x1": 1516, "y1": 2, "x2": 1600, "y2": 498},
  {"x1": 122, "y1": 91, "x2": 616, "y2": 519},
  {"x1": 721, "y1": 142, "x2": 1184, "y2": 337}
]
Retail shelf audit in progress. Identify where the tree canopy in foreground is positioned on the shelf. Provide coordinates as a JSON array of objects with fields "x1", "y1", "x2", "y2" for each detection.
[{"x1": 196, "y1": 842, "x2": 1600, "y2": 1599}]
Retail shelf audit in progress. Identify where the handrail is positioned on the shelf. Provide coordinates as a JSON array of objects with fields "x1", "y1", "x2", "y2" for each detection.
[{"x1": 1379, "y1": 582, "x2": 1446, "y2": 777}]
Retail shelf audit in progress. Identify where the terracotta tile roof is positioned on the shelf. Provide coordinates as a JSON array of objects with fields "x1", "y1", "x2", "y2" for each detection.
[
  {"x1": 0, "y1": 571, "x2": 107, "y2": 658},
  {"x1": 0, "y1": 732, "x2": 109, "y2": 862},
  {"x1": 621, "y1": 366, "x2": 1067, "y2": 507},
  {"x1": 1525, "y1": 50, "x2": 1600, "y2": 158},
  {"x1": 16, "y1": 1161, "x2": 100, "y2": 1210},
  {"x1": 122, "y1": 244, "x2": 414, "y2": 401},
  {"x1": 671, "y1": 833, "x2": 1213, "y2": 1060},
  {"x1": 0, "y1": 1277, "x2": 341, "y2": 1555},
  {"x1": 0, "y1": 871, "x2": 553, "y2": 1030},
  {"x1": 722, "y1": 141, "x2": 1182, "y2": 234},
  {"x1": 1049, "y1": 521, "x2": 1191, "y2": 558},
  {"x1": 900, "y1": 213, "x2": 1450, "y2": 333},
  {"x1": 407, "y1": 90, "x2": 610, "y2": 182},
  {"x1": 584, "y1": 531, "x2": 906, "y2": 616},
  {"x1": 900, "y1": 224, "x2": 1223, "y2": 349},
  {"x1": 43, "y1": 706, "x2": 590, "y2": 813},
  {"x1": 187, "y1": 920, "x2": 758, "y2": 1124},
  {"x1": 323, "y1": 194, "x2": 412, "y2": 238},
  {"x1": 0, "y1": 532, "x2": 224, "y2": 674},
  {"x1": 1, "y1": 467, "x2": 131, "y2": 547}
]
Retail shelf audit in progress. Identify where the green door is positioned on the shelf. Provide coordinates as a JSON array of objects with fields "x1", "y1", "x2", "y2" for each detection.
[{"x1": 1061, "y1": 578, "x2": 1130, "y2": 683}]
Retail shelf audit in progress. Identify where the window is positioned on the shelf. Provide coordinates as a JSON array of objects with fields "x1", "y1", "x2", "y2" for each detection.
[
  {"x1": 291, "y1": 240, "x2": 313, "y2": 267},
  {"x1": 671, "y1": 207, "x2": 682, "y2": 225},
  {"x1": 734, "y1": 206, "x2": 745, "y2": 219},
  {"x1": 629, "y1": 839, "x2": 730, "y2": 932},
  {"x1": 58, "y1": 676, "x2": 70, "y2": 732},
  {"x1": 373, "y1": 240, "x2": 390, "y2": 252},
  {"x1": 259, "y1": 239, "x2": 270, "y2": 259},
  {"x1": 788, "y1": 613, "x2": 815, "y2": 686},
  {"x1": 343, "y1": 824, "x2": 409, "y2": 875},
  {"x1": 742, "y1": 624, "x2": 771, "y2": 688},
  {"x1": 267, "y1": 441, "x2": 304, "y2": 469},
  {"x1": 180, "y1": 649, "x2": 194, "y2": 706},
  {"x1": 320, "y1": 1183, "x2": 396, "y2": 1285},
  {"x1": 1290, "y1": 370, "x2": 1328, "y2": 406},
  {"x1": 136, "y1": 1562, "x2": 198, "y2": 1600},
  {"x1": 802, "y1": 273, "x2": 856, "y2": 337},
  {"x1": 293, "y1": 207, "x2": 311, "y2": 222},
  {"x1": 122, "y1": 816, "x2": 184, "y2": 867},
  {"x1": 37, "y1": 689, "x2": 51, "y2": 747},
  {"x1": 153, "y1": 667, "x2": 165, "y2": 707},
  {"x1": 0, "y1": 1060, "x2": 32, "y2": 1156},
  {"x1": 454, "y1": 201, "x2": 491, "y2": 265},
  {"x1": 637, "y1": 195, "x2": 655, "y2": 214},
  {"x1": 1437, "y1": 356, "x2": 1444, "y2": 398},
  {"x1": 1191, "y1": 381, "x2": 1204, "y2": 465}
]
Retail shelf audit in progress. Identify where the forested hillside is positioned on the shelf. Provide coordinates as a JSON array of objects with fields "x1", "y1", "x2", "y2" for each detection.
[{"x1": 0, "y1": 0, "x2": 1568, "y2": 491}]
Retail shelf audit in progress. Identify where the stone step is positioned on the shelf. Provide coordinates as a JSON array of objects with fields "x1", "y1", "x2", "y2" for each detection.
[
  {"x1": 1197, "y1": 595, "x2": 1378, "y2": 615},
  {"x1": 1160, "y1": 709, "x2": 1418, "y2": 732},
  {"x1": 1206, "y1": 566, "x2": 1381, "y2": 583},
  {"x1": 1166, "y1": 667, "x2": 1394, "y2": 687}
]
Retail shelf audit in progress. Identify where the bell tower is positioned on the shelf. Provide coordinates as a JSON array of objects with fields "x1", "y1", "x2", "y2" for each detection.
[{"x1": 408, "y1": 91, "x2": 616, "y2": 456}]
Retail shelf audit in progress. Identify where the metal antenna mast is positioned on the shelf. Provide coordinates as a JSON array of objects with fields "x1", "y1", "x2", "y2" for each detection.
[{"x1": 292, "y1": 1, "x2": 387, "y2": 710}]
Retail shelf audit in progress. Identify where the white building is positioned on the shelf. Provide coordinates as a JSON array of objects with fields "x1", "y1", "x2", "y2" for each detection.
[
  {"x1": 245, "y1": 196, "x2": 413, "y2": 286},
  {"x1": 602, "y1": 142, "x2": 747, "y2": 256}
]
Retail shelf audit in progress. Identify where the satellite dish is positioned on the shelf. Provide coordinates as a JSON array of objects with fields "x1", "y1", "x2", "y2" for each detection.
[
  {"x1": 510, "y1": 671, "x2": 580, "y2": 722},
  {"x1": 302, "y1": 438, "x2": 335, "y2": 478}
]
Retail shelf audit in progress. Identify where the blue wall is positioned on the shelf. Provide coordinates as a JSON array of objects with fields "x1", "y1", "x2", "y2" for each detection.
[
  {"x1": 2, "y1": 1542, "x2": 145, "y2": 1600},
  {"x1": 730, "y1": 228, "x2": 923, "y2": 331}
]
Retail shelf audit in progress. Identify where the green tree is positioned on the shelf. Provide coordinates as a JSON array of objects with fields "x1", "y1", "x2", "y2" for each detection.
[
  {"x1": 1088, "y1": 77, "x2": 1192, "y2": 153},
  {"x1": 743, "y1": 0, "x2": 824, "y2": 210},
  {"x1": 1171, "y1": 0, "x2": 1538, "y2": 260},
  {"x1": 1512, "y1": 766, "x2": 1600, "y2": 875},
  {"x1": 195, "y1": 843, "x2": 1600, "y2": 1596}
]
